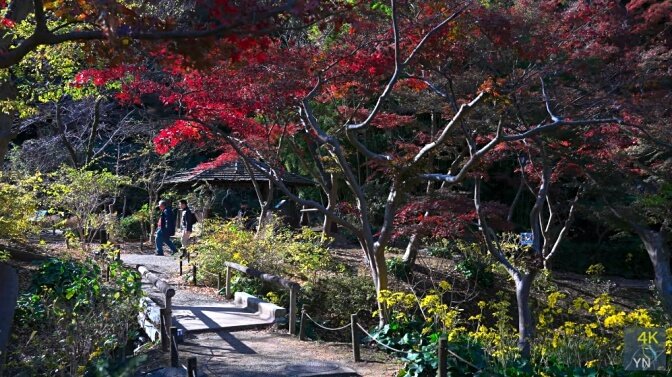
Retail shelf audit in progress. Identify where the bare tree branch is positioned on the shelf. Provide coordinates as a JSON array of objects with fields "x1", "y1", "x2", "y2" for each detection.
[
  {"x1": 402, "y1": 3, "x2": 470, "y2": 66},
  {"x1": 223, "y1": 135, "x2": 363, "y2": 237},
  {"x1": 84, "y1": 96, "x2": 103, "y2": 166},
  {"x1": 545, "y1": 184, "x2": 583, "y2": 263},
  {"x1": 420, "y1": 119, "x2": 503, "y2": 183},
  {"x1": 475, "y1": 177, "x2": 520, "y2": 278},
  {"x1": 55, "y1": 101, "x2": 79, "y2": 167},
  {"x1": 413, "y1": 92, "x2": 485, "y2": 163}
]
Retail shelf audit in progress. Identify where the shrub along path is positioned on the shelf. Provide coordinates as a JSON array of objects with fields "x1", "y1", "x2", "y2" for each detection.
[{"x1": 121, "y1": 249, "x2": 400, "y2": 376}]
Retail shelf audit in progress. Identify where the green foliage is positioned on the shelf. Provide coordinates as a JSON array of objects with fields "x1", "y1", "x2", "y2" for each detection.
[
  {"x1": 586, "y1": 263, "x2": 606, "y2": 280},
  {"x1": 637, "y1": 182, "x2": 672, "y2": 224},
  {"x1": 301, "y1": 274, "x2": 377, "y2": 327},
  {"x1": 0, "y1": 12, "x2": 102, "y2": 118},
  {"x1": 192, "y1": 218, "x2": 372, "y2": 333},
  {"x1": 86, "y1": 354, "x2": 147, "y2": 377},
  {"x1": 375, "y1": 286, "x2": 672, "y2": 376},
  {"x1": 0, "y1": 173, "x2": 40, "y2": 240},
  {"x1": 118, "y1": 206, "x2": 151, "y2": 241},
  {"x1": 46, "y1": 166, "x2": 129, "y2": 249},
  {"x1": 0, "y1": 250, "x2": 10, "y2": 262},
  {"x1": 455, "y1": 258, "x2": 494, "y2": 288},
  {"x1": 231, "y1": 275, "x2": 265, "y2": 296},
  {"x1": 387, "y1": 256, "x2": 411, "y2": 280},
  {"x1": 7, "y1": 258, "x2": 143, "y2": 376},
  {"x1": 370, "y1": 1, "x2": 393, "y2": 16},
  {"x1": 192, "y1": 217, "x2": 337, "y2": 286},
  {"x1": 449, "y1": 241, "x2": 495, "y2": 288},
  {"x1": 426, "y1": 239, "x2": 453, "y2": 258}
]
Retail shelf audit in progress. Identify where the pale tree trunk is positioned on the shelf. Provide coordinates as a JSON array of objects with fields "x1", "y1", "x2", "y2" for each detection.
[
  {"x1": 476, "y1": 177, "x2": 542, "y2": 360},
  {"x1": 607, "y1": 205, "x2": 672, "y2": 316},
  {"x1": 402, "y1": 112, "x2": 439, "y2": 266},
  {"x1": 514, "y1": 272, "x2": 536, "y2": 360},
  {"x1": 402, "y1": 233, "x2": 421, "y2": 266},
  {"x1": 322, "y1": 173, "x2": 338, "y2": 240},
  {"x1": 637, "y1": 229, "x2": 672, "y2": 315},
  {"x1": 148, "y1": 192, "x2": 158, "y2": 244},
  {"x1": 256, "y1": 180, "x2": 274, "y2": 235},
  {"x1": 360, "y1": 238, "x2": 390, "y2": 326}
]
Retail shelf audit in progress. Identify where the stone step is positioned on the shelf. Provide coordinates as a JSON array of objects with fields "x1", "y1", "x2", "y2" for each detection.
[{"x1": 139, "y1": 291, "x2": 286, "y2": 334}]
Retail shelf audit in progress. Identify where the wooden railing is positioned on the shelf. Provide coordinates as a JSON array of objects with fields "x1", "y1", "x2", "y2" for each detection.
[
  {"x1": 182, "y1": 255, "x2": 300, "y2": 335},
  {"x1": 223, "y1": 261, "x2": 300, "y2": 335},
  {"x1": 137, "y1": 266, "x2": 175, "y2": 352}
]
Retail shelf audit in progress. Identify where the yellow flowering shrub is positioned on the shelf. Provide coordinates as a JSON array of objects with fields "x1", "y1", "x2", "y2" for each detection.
[
  {"x1": 377, "y1": 282, "x2": 670, "y2": 373},
  {"x1": 534, "y1": 291, "x2": 669, "y2": 369}
]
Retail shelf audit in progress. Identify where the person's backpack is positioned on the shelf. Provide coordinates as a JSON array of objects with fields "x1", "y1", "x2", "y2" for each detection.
[
  {"x1": 166, "y1": 208, "x2": 176, "y2": 236},
  {"x1": 189, "y1": 211, "x2": 198, "y2": 225}
]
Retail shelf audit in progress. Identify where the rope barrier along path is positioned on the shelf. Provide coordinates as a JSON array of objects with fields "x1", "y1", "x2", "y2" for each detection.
[
  {"x1": 355, "y1": 324, "x2": 408, "y2": 354},
  {"x1": 355, "y1": 324, "x2": 482, "y2": 372},
  {"x1": 304, "y1": 312, "x2": 352, "y2": 331}
]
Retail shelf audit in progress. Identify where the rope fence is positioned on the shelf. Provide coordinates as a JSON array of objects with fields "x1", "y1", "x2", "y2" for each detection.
[
  {"x1": 299, "y1": 307, "x2": 482, "y2": 375},
  {"x1": 355, "y1": 324, "x2": 408, "y2": 354},
  {"x1": 303, "y1": 312, "x2": 352, "y2": 332},
  {"x1": 177, "y1": 253, "x2": 480, "y2": 375}
]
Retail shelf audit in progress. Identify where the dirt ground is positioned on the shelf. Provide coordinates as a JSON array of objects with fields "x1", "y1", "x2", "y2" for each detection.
[{"x1": 136, "y1": 328, "x2": 401, "y2": 377}]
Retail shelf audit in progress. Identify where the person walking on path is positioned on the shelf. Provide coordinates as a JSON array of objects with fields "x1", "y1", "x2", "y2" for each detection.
[
  {"x1": 156, "y1": 200, "x2": 177, "y2": 256},
  {"x1": 179, "y1": 199, "x2": 196, "y2": 252}
]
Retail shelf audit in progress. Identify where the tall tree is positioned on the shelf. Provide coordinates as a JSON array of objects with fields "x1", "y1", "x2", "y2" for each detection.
[{"x1": 113, "y1": 0, "x2": 625, "y2": 328}]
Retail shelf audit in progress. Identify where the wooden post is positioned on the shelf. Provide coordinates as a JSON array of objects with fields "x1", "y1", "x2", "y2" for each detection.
[
  {"x1": 351, "y1": 314, "x2": 361, "y2": 362},
  {"x1": 170, "y1": 327, "x2": 179, "y2": 368},
  {"x1": 179, "y1": 260, "x2": 183, "y2": 276},
  {"x1": 217, "y1": 272, "x2": 222, "y2": 291},
  {"x1": 225, "y1": 266, "x2": 231, "y2": 299},
  {"x1": 299, "y1": 306, "x2": 307, "y2": 341},
  {"x1": 192, "y1": 265, "x2": 197, "y2": 285},
  {"x1": 187, "y1": 357, "x2": 197, "y2": 377},
  {"x1": 116, "y1": 250, "x2": 121, "y2": 261},
  {"x1": 187, "y1": 251, "x2": 190, "y2": 263},
  {"x1": 165, "y1": 295, "x2": 172, "y2": 346},
  {"x1": 159, "y1": 308, "x2": 168, "y2": 352},
  {"x1": 289, "y1": 285, "x2": 298, "y2": 335},
  {"x1": 105, "y1": 264, "x2": 110, "y2": 282},
  {"x1": 438, "y1": 336, "x2": 447, "y2": 377}
]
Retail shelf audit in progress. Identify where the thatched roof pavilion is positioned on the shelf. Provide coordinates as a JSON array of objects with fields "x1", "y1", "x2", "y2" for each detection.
[{"x1": 166, "y1": 159, "x2": 314, "y2": 188}]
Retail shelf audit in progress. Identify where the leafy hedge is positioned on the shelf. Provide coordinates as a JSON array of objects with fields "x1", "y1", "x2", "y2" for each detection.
[{"x1": 7, "y1": 257, "x2": 144, "y2": 376}]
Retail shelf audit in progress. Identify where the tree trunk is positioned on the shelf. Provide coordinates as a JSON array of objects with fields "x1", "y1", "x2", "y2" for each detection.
[
  {"x1": 514, "y1": 272, "x2": 536, "y2": 359},
  {"x1": 256, "y1": 181, "x2": 274, "y2": 236},
  {"x1": 0, "y1": 1, "x2": 36, "y2": 169},
  {"x1": 148, "y1": 193, "x2": 157, "y2": 244},
  {"x1": 322, "y1": 173, "x2": 339, "y2": 240},
  {"x1": 365, "y1": 242, "x2": 390, "y2": 327},
  {"x1": 0, "y1": 90, "x2": 15, "y2": 170},
  {"x1": 402, "y1": 233, "x2": 420, "y2": 266},
  {"x1": 638, "y1": 229, "x2": 672, "y2": 315}
]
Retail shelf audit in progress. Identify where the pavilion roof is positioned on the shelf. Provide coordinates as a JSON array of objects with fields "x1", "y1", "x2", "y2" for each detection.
[{"x1": 167, "y1": 159, "x2": 315, "y2": 187}]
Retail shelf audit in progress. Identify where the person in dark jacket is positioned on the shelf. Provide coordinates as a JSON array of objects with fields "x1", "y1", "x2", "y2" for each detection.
[
  {"x1": 179, "y1": 200, "x2": 196, "y2": 249},
  {"x1": 156, "y1": 200, "x2": 177, "y2": 256}
]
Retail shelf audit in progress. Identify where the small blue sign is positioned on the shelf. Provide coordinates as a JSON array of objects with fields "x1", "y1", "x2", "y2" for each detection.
[{"x1": 520, "y1": 232, "x2": 533, "y2": 246}]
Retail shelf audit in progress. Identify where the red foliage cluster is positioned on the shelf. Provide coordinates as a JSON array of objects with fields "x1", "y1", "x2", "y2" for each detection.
[
  {"x1": 72, "y1": 66, "x2": 141, "y2": 87},
  {"x1": 394, "y1": 193, "x2": 510, "y2": 240},
  {"x1": 153, "y1": 121, "x2": 212, "y2": 155}
]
